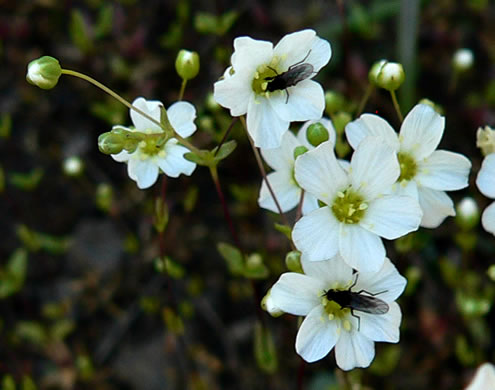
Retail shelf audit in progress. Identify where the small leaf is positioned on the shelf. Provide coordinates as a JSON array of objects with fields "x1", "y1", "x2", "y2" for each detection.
[
  {"x1": 254, "y1": 321, "x2": 278, "y2": 374},
  {"x1": 244, "y1": 253, "x2": 269, "y2": 280},
  {"x1": 213, "y1": 140, "x2": 237, "y2": 162},
  {"x1": 184, "y1": 151, "x2": 207, "y2": 165},
  {"x1": 274, "y1": 223, "x2": 292, "y2": 240},
  {"x1": 217, "y1": 242, "x2": 244, "y2": 276},
  {"x1": 154, "y1": 197, "x2": 169, "y2": 233},
  {"x1": 9, "y1": 168, "x2": 44, "y2": 191},
  {"x1": 69, "y1": 10, "x2": 94, "y2": 53}
]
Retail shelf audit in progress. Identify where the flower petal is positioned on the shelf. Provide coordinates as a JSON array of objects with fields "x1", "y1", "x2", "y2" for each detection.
[
  {"x1": 360, "y1": 195, "x2": 422, "y2": 239},
  {"x1": 213, "y1": 73, "x2": 253, "y2": 116},
  {"x1": 359, "y1": 302, "x2": 402, "y2": 343},
  {"x1": 128, "y1": 158, "x2": 159, "y2": 189},
  {"x1": 293, "y1": 207, "x2": 340, "y2": 262},
  {"x1": 167, "y1": 101, "x2": 197, "y2": 138},
  {"x1": 466, "y1": 362, "x2": 495, "y2": 390},
  {"x1": 476, "y1": 154, "x2": 495, "y2": 198},
  {"x1": 417, "y1": 187, "x2": 455, "y2": 228},
  {"x1": 416, "y1": 150, "x2": 471, "y2": 191},
  {"x1": 269, "y1": 79, "x2": 325, "y2": 122},
  {"x1": 350, "y1": 136, "x2": 400, "y2": 199},
  {"x1": 246, "y1": 95, "x2": 289, "y2": 149},
  {"x1": 111, "y1": 150, "x2": 131, "y2": 162},
  {"x1": 400, "y1": 104, "x2": 445, "y2": 160},
  {"x1": 481, "y1": 202, "x2": 495, "y2": 235},
  {"x1": 354, "y1": 258, "x2": 407, "y2": 302},
  {"x1": 273, "y1": 29, "x2": 316, "y2": 71},
  {"x1": 294, "y1": 140, "x2": 348, "y2": 204},
  {"x1": 297, "y1": 118, "x2": 336, "y2": 149},
  {"x1": 345, "y1": 114, "x2": 400, "y2": 151},
  {"x1": 260, "y1": 130, "x2": 299, "y2": 170},
  {"x1": 270, "y1": 273, "x2": 324, "y2": 316},
  {"x1": 305, "y1": 36, "x2": 332, "y2": 72},
  {"x1": 157, "y1": 140, "x2": 196, "y2": 177},
  {"x1": 301, "y1": 192, "x2": 320, "y2": 215},
  {"x1": 339, "y1": 224, "x2": 385, "y2": 273},
  {"x1": 334, "y1": 328, "x2": 375, "y2": 370},
  {"x1": 258, "y1": 170, "x2": 300, "y2": 213},
  {"x1": 295, "y1": 305, "x2": 339, "y2": 363},
  {"x1": 231, "y1": 36, "x2": 273, "y2": 73},
  {"x1": 130, "y1": 97, "x2": 163, "y2": 132},
  {"x1": 302, "y1": 254, "x2": 353, "y2": 287}
]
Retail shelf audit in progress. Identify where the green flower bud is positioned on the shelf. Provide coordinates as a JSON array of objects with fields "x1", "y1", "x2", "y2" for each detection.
[
  {"x1": 368, "y1": 59, "x2": 387, "y2": 85},
  {"x1": 26, "y1": 56, "x2": 62, "y2": 90},
  {"x1": 376, "y1": 61, "x2": 405, "y2": 91},
  {"x1": 325, "y1": 91, "x2": 345, "y2": 114},
  {"x1": 285, "y1": 250, "x2": 302, "y2": 273},
  {"x1": 62, "y1": 156, "x2": 84, "y2": 177},
  {"x1": 477, "y1": 126, "x2": 495, "y2": 156},
  {"x1": 333, "y1": 112, "x2": 352, "y2": 135},
  {"x1": 175, "y1": 49, "x2": 200, "y2": 81},
  {"x1": 98, "y1": 132, "x2": 125, "y2": 154},
  {"x1": 293, "y1": 145, "x2": 308, "y2": 160},
  {"x1": 306, "y1": 122, "x2": 329, "y2": 147}
]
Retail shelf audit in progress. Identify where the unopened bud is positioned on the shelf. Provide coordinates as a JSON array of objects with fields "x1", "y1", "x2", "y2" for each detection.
[
  {"x1": 63, "y1": 156, "x2": 84, "y2": 177},
  {"x1": 175, "y1": 50, "x2": 200, "y2": 81},
  {"x1": 456, "y1": 197, "x2": 479, "y2": 230},
  {"x1": 453, "y1": 48, "x2": 473, "y2": 72},
  {"x1": 293, "y1": 146, "x2": 308, "y2": 159},
  {"x1": 98, "y1": 132, "x2": 125, "y2": 154},
  {"x1": 306, "y1": 122, "x2": 329, "y2": 147},
  {"x1": 285, "y1": 250, "x2": 303, "y2": 273},
  {"x1": 325, "y1": 91, "x2": 345, "y2": 114},
  {"x1": 376, "y1": 61, "x2": 405, "y2": 91},
  {"x1": 26, "y1": 56, "x2": 62, "y2": 90},
  {"x1": 261, "y1": 290, "x2": 284, "y2": 317},
  {"x1": 368, "y1": 59, "x2": 387, "y2": 86},
  {"x1": 476, "y1": 126, "x2": 495, "y2": 156}
]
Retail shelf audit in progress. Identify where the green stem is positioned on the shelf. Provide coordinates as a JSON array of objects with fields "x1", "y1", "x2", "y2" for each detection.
[
  {"x1": 356, "y1": 84, "x2": 374, "y2": 117},
  {"x1": 390, "y1": 90, "x2": 404, "y2": 122},
  {"x1": 178, "y1": 79, "x2": 187, "y2": 101},
  {"x1": 60, "y1": 68, "x2": 200, "y2": 154}
]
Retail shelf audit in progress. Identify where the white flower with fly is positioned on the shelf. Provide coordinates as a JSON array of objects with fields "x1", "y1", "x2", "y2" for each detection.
[
  {"x1": 213, "y1": 29, "x2": 331, "y2": 149},
  {"x1": 269, "y1": 255, "x2": 406, "y2": 368}
]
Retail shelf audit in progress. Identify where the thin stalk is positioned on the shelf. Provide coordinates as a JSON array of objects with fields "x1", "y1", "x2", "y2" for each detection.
[
  {"x1": 295, "y1": 190, "x2": 305, "y2": 222},
  {"x1": 390, "y1": 90, "x2": 404, "y2": 122},
  {"x1": 356, "y1": 84, "x2": 374, "y2": 117},
  {"x1": 178, "y1": 79, "x2": 187, "y2": 101},
  {"x1": 214, "y1": 117, "x2": 238, "y2": 157}
]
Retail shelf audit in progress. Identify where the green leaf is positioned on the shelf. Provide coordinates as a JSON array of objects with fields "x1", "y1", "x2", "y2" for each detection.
[
  {"x1": 154, "y1": 197, "x2": 169, "y2": 233},
  {"x1": 184, "y1": 151, "x2": 207, "y2": 165},
  {"x1": 0, "y1": 113, "x2": 12, "y2": 138},
  {"x1": 9, "y1": 168, "x2": 44, "y2": 191},
  {"x1": 254, "y1": 322, "x2": 278, "y2": 374},
  {"x1": 69, "y1": 10, "x2": 94, "y2": 53},
  {"x1": 94, "y1": 4, "x2": 113, "y2": 39},
  {"x1": 2, "y1": 375, "x2": 16, "y2": 390},
  {"x1": 274, "y1": 223, "x2": 292, "y2": 240},
  {"x1": 217, "y1": 242, "x2": 244, "y2": 276},
  {"x1": 213, "y1": 140, "x2": 237, "y2": 162},
  {"x1": 244, "y1": 254, "x2": 269, "y2": 280},
  {"x1": 0, "y1": 248, "x2": 28, "y2": 299}
]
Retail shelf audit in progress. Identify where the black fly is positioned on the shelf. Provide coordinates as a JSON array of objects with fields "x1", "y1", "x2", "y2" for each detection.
[
  {"x1": 264, "y1": 51, "x2": 314, "y2": 103},
  {"x1": 323, "y1": 275, "x2": 389, "y2": 331}
]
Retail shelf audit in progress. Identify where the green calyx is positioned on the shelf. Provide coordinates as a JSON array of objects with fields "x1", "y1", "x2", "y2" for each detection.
[
  {"x1": 331, "y1": 189, "x2": 368, "y2": 224},
  {"x1": 397, "y1": 152, "x2": 417, "y2": 182}
]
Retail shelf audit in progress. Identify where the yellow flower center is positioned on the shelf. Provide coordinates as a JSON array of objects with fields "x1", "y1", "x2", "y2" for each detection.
[
  {"x1": 397, "y1": 151, "x2": 417, "y2": 182},
  {"x1": 251, "y1": 56, "x2": 284, "y2": 96},
  {"x1": 331, "y1": 189, "x2": 368, "y2": 224}
]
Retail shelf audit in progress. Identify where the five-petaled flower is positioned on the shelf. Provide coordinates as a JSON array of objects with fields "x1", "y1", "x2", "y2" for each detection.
[
  {"x1": 346, "y1": 103, "x2": 472, "y2": 228},
  {"x1": 292, "y1": 137, "x2": 422, "y2": 273},
  {"x1": 269, "y1": 255, "x2": 406, "y2": 369},
  {"x1": 214, "y1": 29, "x2": 331, "y2": 149},
  {"x1": 111, "y1": 97, "x2": 197, "y2": 189},
  {"x1": 476, "y1": 153, "x2": 495, "y2": 235}
]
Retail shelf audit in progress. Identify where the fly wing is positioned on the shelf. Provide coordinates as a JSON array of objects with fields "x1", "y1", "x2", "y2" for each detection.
[
  {"x1": 286, "y1": 64, "x2": 314, "y2": 86},
  {"x1": 349, "y1": 294, "x2": 389, "y2": 314}
]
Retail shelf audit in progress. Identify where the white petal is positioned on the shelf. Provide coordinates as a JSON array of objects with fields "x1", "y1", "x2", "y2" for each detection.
[
  {"x1": 270, "y1": 273, "x2": 323, "y2": 315},
  {"x1": 354, "y1": 258, "x2": 407, "y2": 302},
  {"x1": 334, "y1": 328, "x2": 375, "y2": 370},
  {"x1": 293, "y1": 207, "x2": 340, "y2": 262},
  {"x1": 302, "y1": 254, "x2": 353, "y2": 286},
  {"x1": 294, "y1": 141, "x2": 348, "y2": 204},
  {"x1": 269, "y1": 79, "x2": 325, "y2": 122},
  {"x1": 481, "y1": 202, "x2": 495, "y2": 235},
  {"x1": 416, "y1": 150, "x2": 471, "y2": 191},
  {"x1": 260, "y1": 130, "x2": 299, "y2": 170},
  {"x1": 213, "y1": 73, "x2": 252, "y2": 116},
  {"x1": 157, "y1": 140, "x2": 196, "y2": 177},
  {"x1": 417, "y1": 187, "x2": 455, "y2": 228},
  {"x1": 167, "y1": 101, "x2": 197, "y2": 138},
  {"x1": 345, "y1": 114, "x2": 399, "y2": 151},
  {"x1": 273, "y1": 29, "x2": 316, "y2": 70},
  {"x1": 305, "y1": 36, "x2": 332, "y2": 73},
  {"x1": 476, "y1": 154, "x2": 495, "y2": 198},
  {"x1": 295, "y1": 305, "x2": 339, "y2": 363},
  {"x1": 246, "y1": 95, "x2": 289, "y2": 149},
  {"x1": 466, "y1": 362, "x2": 495, "y2": 390},
  {"x1": 339, "y1": 224, "x2": 385, "y2": 273},
  {"x1": 111, "y1": 150, "x2": 131, "y2": 162},
  {"x1": 301, "y1": 192, "x2": 320, "y2": 215},
  {"x1": 297, "y1": 118, "x2": 336, "y2": 149},
  {"x1": 392, "y1": 179, "x2": 419, "y2": 199},
  {"x1": 128, "y1": 158, "x2": 159, "y2": 189},
  {"x1": 361, "y1": 195, "x2": 422, "y2": 239},
  {"x1": 350, "y1": 136, "x2": 400, "y2": 199},
  {"x1": 400, "y1": 104, "x2": 445, "y2": 160},
  {"x1": 359, "y1": 302, "x2": 402, "y2": 343},
  {"x1": 258, "y1": 170, "x2": 300, "y2": 213},
  {"x1": 231, "y1": 36, "x2": 273, "y2": 73},
  {"x1": 130, "y1": 97, "x2": 163, "y2": 132}
]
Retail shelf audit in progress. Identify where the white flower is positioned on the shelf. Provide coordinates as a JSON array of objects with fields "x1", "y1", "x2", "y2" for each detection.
[
  {"x1": 292, "y1": 137, "x2": 422, "y2": 273},
  {"x1": 476, "y1": 154, "x2": 495, "y2": 235},
  {"x1": 269, "y1": 255, "x2": 406, "y2": 368},
  {"x1": 258, "y1": 118, "x2": 335, "y2": 214},
  {"x1": 453, "y1": 48, "x2": 474, "y2": 72},
  {"x1": 465, "y1": 362, "x2": 495, "y2": 390},
  {"x1": 346, "y1": 103, "x2": 471, "y2": 228},
  {"x1": 111, "y1": 97, "x2": 197, "y2": 189},
  {"x1": 213, "y1": 29, "x2": 331, "y2": 149}
]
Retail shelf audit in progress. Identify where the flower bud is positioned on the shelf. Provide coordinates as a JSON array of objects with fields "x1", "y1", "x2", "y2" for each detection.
[
  {"x1": 376, "y1": 61, "x2": 405, "y2": 91},
  {"x1": 175, "y1": 50, "x2": 200, "y2": 81},
  {"x1": 306, "y1": 122, "x2": 329, "y2": 147},
  {"x1": 368, "y1": 59, "x2": 387, "y2": 85},
  {"x1": 261, "y1": 290, "x2": 284, "y2": 317},
  {"x1": 62, "y1": 156, "x2": 84, "y2": 177},
  {"x1": 325, "y1": 91, "x2": 345, "y2": 114},
  {"x1": 285, "y1": 250, "x2": 303, "y2": 273},
  {"x1": 293, "y1": 145, "x2": 308, "y2": 160},
  {"x1": 453, "y1": 48, "x2": 473, "y2": 72},
  {"x1": 26, "y1": 56, "x2": 62, "y2": 90},
  {"x1": 98, "y1": 132, "x2": 125, "y2": 155},
  {"x1": 456, "y1": 197, "x2": 479, "y2": 230},
  {"x1": 476, "y1": 126, "x2": 495, "y2": 156}
]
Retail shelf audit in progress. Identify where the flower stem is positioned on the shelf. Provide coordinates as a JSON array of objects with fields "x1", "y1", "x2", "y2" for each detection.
[
  {"x1": 60, "y1": 68, "x2": 201, "y2": 154},
  {"x1": 390, "y1": 90, "x2": 404, "y2": 122},
  {"x1": 356, "y1": 83, "x2": 374, "y2": 117},
  {"x1": 178, "y1": 79, "x2": 187, "y2": 101},
  {"x1": 214, "y1": 117, "x2": 238, "y2": 157}
]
